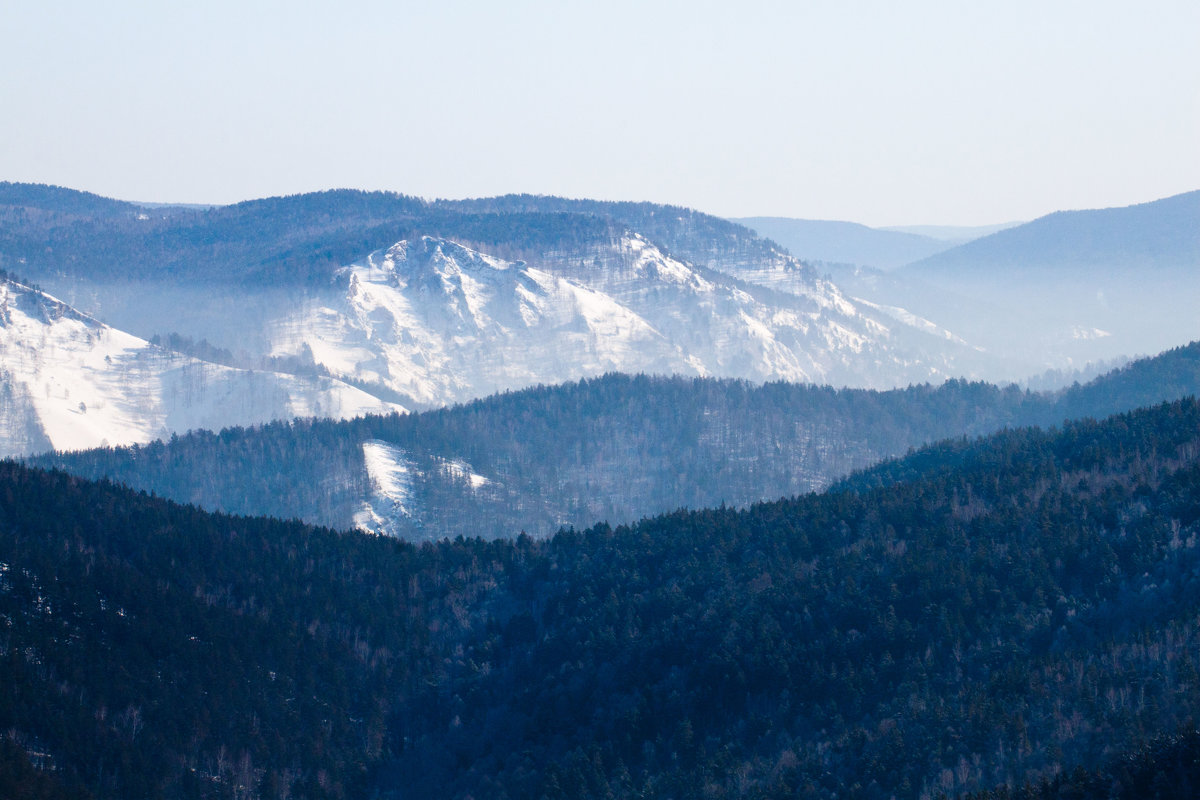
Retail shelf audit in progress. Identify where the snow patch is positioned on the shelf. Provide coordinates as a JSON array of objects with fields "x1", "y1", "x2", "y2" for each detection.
[
  {"x1": 438, "y1": 457, "x2": 491, "y2": 489},
  {"x1": 355, "y1": 440, "x2": 417, "y2": 535},
  {"x1": 853, "y1": 297, "x2": 970, "y2": 346}
]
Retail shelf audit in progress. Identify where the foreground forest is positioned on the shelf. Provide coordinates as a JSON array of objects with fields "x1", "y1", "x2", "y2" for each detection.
[
  {"x1": 3, "y1": 397, "x2": 1200, "y2": 798},
  {"x1": 31, "y1": 341, "x2": 1200, "y2": 539}
]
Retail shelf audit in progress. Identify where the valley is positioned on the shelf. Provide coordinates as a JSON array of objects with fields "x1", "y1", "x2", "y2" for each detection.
[
  {"x1": 1, "y1": 182, "x2": 1198, "y2": 800},
  {"x1": 6, "y1": 3, "x2": 1197, "y2": 797}
]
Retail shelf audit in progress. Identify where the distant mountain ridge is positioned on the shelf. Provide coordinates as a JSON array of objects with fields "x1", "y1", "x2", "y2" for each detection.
[
  {"x1": 732, "y1": 216, "x2": 955, "y2": 269},
  {"x1": 824, "y1": 190, "x2": 1200, "y2": 371},
  {"x1": 881, "y1": 220, "x2": 1022, "y2": 242},
  {"x1": 903, "y1": 189, "x2": 1200, "y2": 277},
  {"x1": 0, "y1": 181, "x2": 145, "y2": 219}
]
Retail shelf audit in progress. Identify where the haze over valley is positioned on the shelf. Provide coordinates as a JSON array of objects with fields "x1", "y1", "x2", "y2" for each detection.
[
  {"x1": 3, "y1": 179, "x2": 1199, "y2": 542},
  {"x1": 4, "y1": 184, "x2": 1196, "y2": 459}
]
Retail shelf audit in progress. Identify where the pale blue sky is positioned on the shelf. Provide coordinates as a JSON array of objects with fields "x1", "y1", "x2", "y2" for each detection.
[{"x1": 2, "y1": 1, "x2": 1197, "y2": 226}]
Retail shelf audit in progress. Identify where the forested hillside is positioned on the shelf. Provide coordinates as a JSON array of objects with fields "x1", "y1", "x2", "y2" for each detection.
[
  {"x1": 30, "y1": 342, "x2": 1200, "y2": 540},
  {"x1": 0, "y1": 183, "x2": 614, "y2": 287},
  {"x1": 0, "y1": 183, "x2": 782, "y2": 291},
  {"x1": 437, "y1": 194, "x2": 789, "y2": 272},
  {"x1": 963, "y1": 729, "x2": 1200, "y2": 799},
  {"x1": 3, "y1": 398, "x2": 1200, "y2": 798},
  {"x1": 2, "y1": 182, "x2": 991, "y2": 407}
]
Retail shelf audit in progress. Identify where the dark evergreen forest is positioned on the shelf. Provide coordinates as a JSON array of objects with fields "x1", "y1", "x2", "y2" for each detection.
[
  {"x1": 30, "y1": 342, "x2": 1200, "y2": 540},
  {"x1": 3, "y1": 398, "x2": 1200, "y2": 798}
]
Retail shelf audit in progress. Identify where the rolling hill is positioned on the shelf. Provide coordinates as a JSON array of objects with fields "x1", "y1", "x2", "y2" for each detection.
[
  {"x1": 30, "y1": 341, "x2": 1200, "y2": 541},
  {"x1": 732, "y1": 216, "x2": 954, "y2": 270},
  {"x1": 4, "y1": 396, "x2": 1200, "y2": 798}
]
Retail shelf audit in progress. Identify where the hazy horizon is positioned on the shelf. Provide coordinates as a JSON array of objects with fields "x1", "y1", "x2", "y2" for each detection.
[
  {"x1": 3, "y1": 1, "x2": 1198, "y2": 227},
  {"x1": 16, "y1": 180, "x2": 1200, "y2": 234}
]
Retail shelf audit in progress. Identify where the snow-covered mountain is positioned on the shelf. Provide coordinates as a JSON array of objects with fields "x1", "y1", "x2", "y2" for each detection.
[
  {"x1": 268, "y1": 236, "x2": 692, "y2": 407},
  {"x1": 0, "y1": 185, "x2": 1028, "y2": 412},
  {"x1": 533, "y1": 233, "x2": 959, "y2": 385},
  {"x1": 255, "y1": 234, "x2": 980, "y2": 407},
  {"x1": 5, "y1": 231, "x2": 989, "y2": 421},
  {"x1": 6, "y1": 184, "x2": 1199, "y2": 409},
  {"x1": 0, "y1": 278, "x2": 403, "y2": 457}
]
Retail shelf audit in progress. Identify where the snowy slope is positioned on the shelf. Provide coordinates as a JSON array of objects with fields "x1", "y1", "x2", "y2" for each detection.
[
  {"x1": 0, "y1": 279, "x2": 403, "y2": 457},
  {"x1": 354, "y1": 440, "x2": 417, "y2": 536},
  {"x1": 552, "y1": 235, "x2": 870, "y2": 371},
  {"x1": 262, "y1": 235, "x2": 966, "y2": 407},
  {"x1": 18, "y1": 233, "x2": 985, "y2": 416},
  {"x1": 11, "y1": 184, "x2": 1195, "y2": 400},
  {"x1": 268, "y1": 237, "x2": 699, "y2": 406}
]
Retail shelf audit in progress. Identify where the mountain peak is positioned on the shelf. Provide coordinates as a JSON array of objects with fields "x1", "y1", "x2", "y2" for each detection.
[{"x1": 0, "y1": 277, "x2": 402, "y2": 457}]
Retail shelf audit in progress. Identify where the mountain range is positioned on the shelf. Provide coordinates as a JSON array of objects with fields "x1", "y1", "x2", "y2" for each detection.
[
  {"x1": 732, "y1": 217, "x2": 964, "y2": 270},
  {"x1": 0, "y1": 183, "x2": 1000, "y2": 452},
  {"x1": 903, "y1": 190, "x2": 1200, "y2": 279},
  {"x1": 2, "y1": 180, "x2": 1200, "y2": 800},
  {"x1": 4, "y1": 394, "x2": 1200, "y2": 799},
  {"x1": 2, "y1": 183, "x2": 1196, "y2": 450},
  {"x1": 795, "y1": 191, "x2": 1200, "y2": 372},
  {"x1": 896, "y1": 191, "x2": 1200, "y2": 361},
  {"x1": 0, "y1": 181, "x2": 1195, "y2": 475},
  {"x1": 30, "y1": 341, "x2": 1200, "y2": 540}
]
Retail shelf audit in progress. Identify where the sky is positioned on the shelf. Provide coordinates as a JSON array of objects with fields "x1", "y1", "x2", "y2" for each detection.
[{"x1": 2, "y1": 1, "x2": 1198, "y2": 226}]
